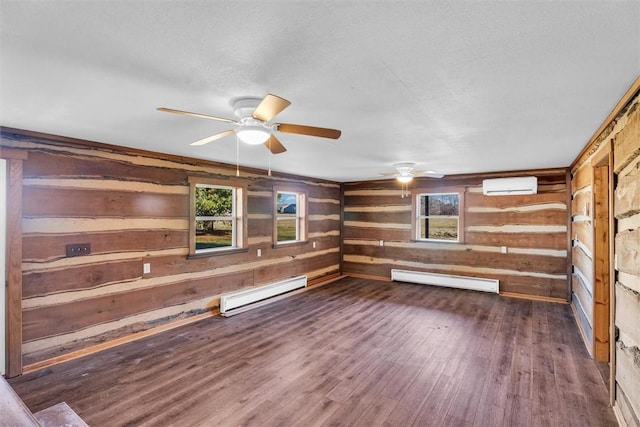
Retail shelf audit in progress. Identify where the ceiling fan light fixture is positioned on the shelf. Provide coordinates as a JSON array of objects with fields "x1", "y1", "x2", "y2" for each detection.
[
  {"x1": 236, "y1": 126, "x2": 270, "y2": 145},
  {"x1": 397, "y1": 175, "x2": 413, "y2": 183}
]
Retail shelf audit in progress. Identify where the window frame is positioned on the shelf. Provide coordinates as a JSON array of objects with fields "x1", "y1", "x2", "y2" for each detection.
[
  {"x1": 273, "y1": 185, "x2": 308, "y2": 247},
  {"x1": 411, "y1": 188, "x2": 465, "y2": 243},
  {"x1": 188, "y1": 176, "x2": 248, "y2": 257}
]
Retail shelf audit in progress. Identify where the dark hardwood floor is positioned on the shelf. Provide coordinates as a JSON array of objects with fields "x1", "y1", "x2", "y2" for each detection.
[{"x1": 9, "y1": 277, "x2": 617, "y2": 426}]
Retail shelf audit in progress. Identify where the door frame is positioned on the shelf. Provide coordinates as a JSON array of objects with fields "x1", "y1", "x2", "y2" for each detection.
[
  {"x1": 0, "y1": 147, "x2": 27, "y2": 378},
  {"x1": 591, "y1": 143, "x2": 615, "y2": 402},
  {"x1": 0, "y1": 159, "x2": 6, "y2": 376}
]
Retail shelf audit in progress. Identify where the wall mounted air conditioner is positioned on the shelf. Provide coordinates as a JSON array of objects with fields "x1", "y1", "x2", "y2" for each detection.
[{"x1": 482, "y1": 176, "x2": 537, "y2": 196}]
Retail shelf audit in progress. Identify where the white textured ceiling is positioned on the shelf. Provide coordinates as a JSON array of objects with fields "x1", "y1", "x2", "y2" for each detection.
[{"x1": 1, "y1": 1, "x2": 639, "y2": 182}]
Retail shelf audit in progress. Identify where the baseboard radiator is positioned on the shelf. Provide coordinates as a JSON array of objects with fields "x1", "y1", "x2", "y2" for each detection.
[
  {"x1": 391, "y1": 269, "x2": 499, "y2": 294},
  {"x1": 220, "y1": 275, "x2": 308, "y2": 314}
]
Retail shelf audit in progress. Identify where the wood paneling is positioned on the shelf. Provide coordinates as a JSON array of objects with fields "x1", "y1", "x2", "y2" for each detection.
[
  {"x1": 615, "y1": 283, "x2": 640, "y2": 349},
  {"x1": 23, "y1": 187, "x2": 189, "y2": 218},
  {"x1": 572, "y1": 246, "x2": 594, "y2": 287},
  {"x1": 22, "y1": 271, "x2": 254, "y2": 342},
  {"x1": 571, "y1": 79, "x2": 640, "y2": 414},
  {"x1": 614, "y1": 159, "x2": 640, "y2": 219},
  {"x1": 23, "y1": 151, "x2": 189, "y2": 185},
  {"x1": 571, "y1": 189, "x2": 592, "y2": 217},
  {"x1": 22, "y1": 230, "x2": 189, "y2": 262},
  {"x1": 465, "y1": 231, "x2": 566, "y2": 249},
  {"x1": 344, "y1": 244, "x2": 566, "y2": 275},
  {"x1": 465, "y1": 209, "x2": 566, "y2": 226},
  {"x1": 2, "y1": 129, "x2": 341, "y2": 365},
  {"x1": 571, "y1": 164, "x2": 592, "y2": 192},
  {"x1": 572, "y1": 220, "x2": 593, "y2": 249},
  {"x1": 465, "y1": 191, "x2": 566, "y2": 208},
  {"x1": 612, "y1": 90, "x2": 640, "y2": 420},
  {"x1": 343, "y1": 174, "x2": 569, "y2": 299},
  {"x1": 572, "y1": 273, "x2": 593, "y2": 327},
  {"x1": 616, "y1": 342, "x2": 640, "y2": 422},
  {"x1": 23, "y1": 259, "x2": 142, "y2": 298},
  {"x1": 613, "y1": 101, "x2": 640, "y2": 174}
]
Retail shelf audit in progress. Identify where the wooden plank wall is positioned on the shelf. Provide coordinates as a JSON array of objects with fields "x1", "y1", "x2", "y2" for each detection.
[
  {"x1": 0, "y1": 130, "x2": 341, "y2": 366},
  {"x1": 570, "y1": 149, "x2": 597, "y2": 351},
  {"x1": 342, "y1": 171, "x2": 569, "y2": 300},
  {"x1": 571, "y1": 82, "x2": 640, "y2": 426},
  {"x1": 612, "y1": 93, "x2": 640, "y2": 427}
]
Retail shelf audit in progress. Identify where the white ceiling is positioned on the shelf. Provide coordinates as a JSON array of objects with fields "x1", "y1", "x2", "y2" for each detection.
[{"x1": 1, "y1": 1, "x2": 639, "y2": 182}]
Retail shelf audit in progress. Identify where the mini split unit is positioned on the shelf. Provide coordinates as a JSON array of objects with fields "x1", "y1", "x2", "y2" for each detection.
[{"x1": 482, "y1": 176, "x2": 538, "y2": 196}]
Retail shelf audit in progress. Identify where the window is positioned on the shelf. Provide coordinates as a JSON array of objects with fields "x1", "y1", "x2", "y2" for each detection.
[
  {"x1": 188, "y1": 177, "x2": 247, "y2": 255},
  {"x1": 274, "y1": 187, "x2": 307, "y2": 245},
  {"x1": 413, "y1": 191, "x2": 463, "y2": 242}
]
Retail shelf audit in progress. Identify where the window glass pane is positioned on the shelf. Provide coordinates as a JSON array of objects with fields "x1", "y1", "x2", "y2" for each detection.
[
  {"x1": 194, "y1": 184, "x2": 236, "y2": 252},
  {"x1": 195, "y1": 220, "x2": 233, "y2": 250},
  {"x1": 277, "y1": 218, "x2": 297, "y2": 241},
  {"x1": 277, "y1": 192, "x2": 297, "y2": 214},
  {"x1": 421, "y1": 217, "x2": 458, "y2": 240},
  {"x1": 196, "y1": 187, "x2": 233, "y2": 217},
  {"x1": 276, "y1": 191, "x2": 299, "y2": 242},
  {"x1": 416, "y1": 193, "x2": 461, "y2": 242},
  {"x1": 426, "y1": 194, "x2": 459, "y2": 216}
]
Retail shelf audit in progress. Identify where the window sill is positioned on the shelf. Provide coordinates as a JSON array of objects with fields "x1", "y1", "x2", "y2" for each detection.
[
  {"x1": 272, "y1": 240, "x2": 310, "y2": 249},
  {"x1": 187, "y1": 247, "x2": 249, "y2": 259},
  {"x1": 409, "y1": 239, "x2": 462, "y2": 244}
]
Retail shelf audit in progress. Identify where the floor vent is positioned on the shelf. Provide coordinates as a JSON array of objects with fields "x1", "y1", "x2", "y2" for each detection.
[
  {"x1": 220, "y1": 275, "x2": 308, "y2": 314},
  {"x1": 391, "y1": 269, "x2": 499, "y2": 294}
]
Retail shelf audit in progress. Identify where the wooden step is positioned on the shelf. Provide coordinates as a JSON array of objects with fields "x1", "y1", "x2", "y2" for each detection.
[
  {"x1": 34, "y1": 402, "x2": 88, "y2": 427},
  {"x1": 0, "y1": 375, "x2": 40, "y2": 426}
]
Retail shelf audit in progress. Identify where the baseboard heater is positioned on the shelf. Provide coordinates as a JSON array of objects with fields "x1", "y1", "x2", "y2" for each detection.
[
  {"x1": 391, "y1": 269, "x2": 499, "y2": 294},
  {"x1": 220, "y1": 275, "x2": 308, "y2": 314}
]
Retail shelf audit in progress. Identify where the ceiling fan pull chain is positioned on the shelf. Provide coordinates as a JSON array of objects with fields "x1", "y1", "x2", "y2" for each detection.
[{"x1": 236, "y1": 135, "x2": 240, "y2": 177}]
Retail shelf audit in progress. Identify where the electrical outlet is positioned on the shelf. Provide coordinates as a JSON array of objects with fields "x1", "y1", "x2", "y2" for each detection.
[
  {"x1": 66, "y1": 243, "x2": 91, "y2": 257},
  {"x1": 257, "y1": 249, "x2": 262, "y2": 257},
  {"x1": 379, "y1": 240, "x2": 384, "y2": 247},
  {"x1": 143, "y1": 263, "x2": 151, "y2": 274},
  {"x1": 312, "y1": 241, "x2": 317, "y2": 249},
  {"x1": 501, "y1": 246, "x2": 507, "y2": 254}
]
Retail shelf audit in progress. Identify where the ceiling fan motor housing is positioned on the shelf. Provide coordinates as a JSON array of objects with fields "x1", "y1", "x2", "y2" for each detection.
[
  {"x1": 394, "y1": 162, "x2": 416, "y2": 176},
  {"x1": 231, "y1": 96, "x2": 263, "y2": 119}
]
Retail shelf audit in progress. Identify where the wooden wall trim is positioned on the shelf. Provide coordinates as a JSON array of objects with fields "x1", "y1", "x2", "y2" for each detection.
[
  {"x1": 500, "y1": 291, "x2": 568, "y2": 304},
  {"x1": 571, "y1": 76, "x2": 640, "y2": 171},
  {"x1": 0, "y1": 148, "x2": 28, "y2": 161},
  {"x1": 6, "y1": 159, "x2": 24, "y2": 377}
]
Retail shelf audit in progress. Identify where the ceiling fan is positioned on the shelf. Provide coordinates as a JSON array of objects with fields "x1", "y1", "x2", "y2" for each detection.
[
  {"x1": 157, "y1": 94, "x2": 341, "y2": 154},
  {"x1": 382, "y1": 162, "x2": 445, "y2": 182}
]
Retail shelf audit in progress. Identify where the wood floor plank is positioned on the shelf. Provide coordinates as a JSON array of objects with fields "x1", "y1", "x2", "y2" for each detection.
[{"x1": 8, "y1": 277, "x2": 617, "y2": 426}]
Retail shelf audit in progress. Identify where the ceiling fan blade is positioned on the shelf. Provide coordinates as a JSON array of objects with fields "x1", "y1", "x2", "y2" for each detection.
[
  {"x1": 411, "y1": 170, "x2": 445, "y2": 178},
  {"x1": 157, "y1": 107, "x2": 237, "y2": 124},
  {"x1": 276, "y1": 123, "x2": 341, "y2": 139},
  {"x1": 264, "y1": 135, "x2": 287, "y2": 154},
  {"x1": 190, "y1": 129, "x2": 236, "y2": 146},
  {"x1": 252, "y1": 94, "x2": 291, "y2": 122}
]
